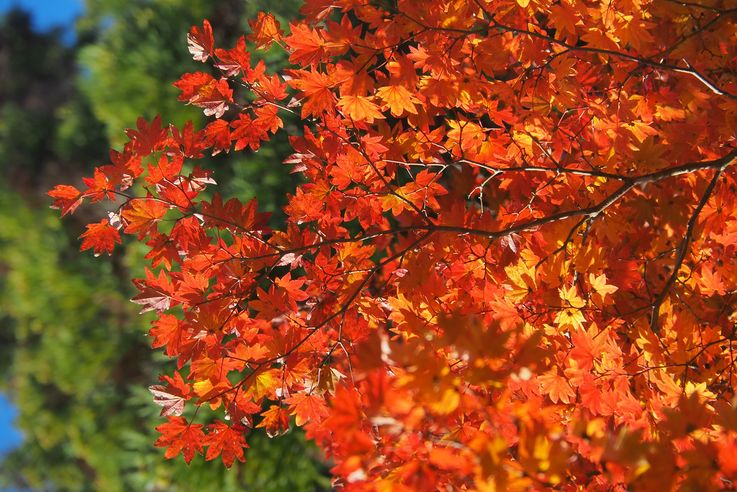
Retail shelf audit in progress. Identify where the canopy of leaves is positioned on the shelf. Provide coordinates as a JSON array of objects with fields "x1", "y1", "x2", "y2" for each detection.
[{"x1": 50, "y1": 0, "x2": 737, "y2": 489}]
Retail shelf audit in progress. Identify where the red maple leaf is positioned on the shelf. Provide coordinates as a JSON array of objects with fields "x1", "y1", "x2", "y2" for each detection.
[
  {"x1": 203, "y1": 421, "x2": 248, "y2": 468},
  {"x1": 155, "y1": 416, "x2": 205, "y2": 463},
  {"x1": 79, "y1": 219, "x2": 121, "y2": 256},
  {"x1": 187, "y1": 19, "x2": 214, "y2": 62},
  {"x1": 48, "y1": 184, "x2": 83, "y2": 216}
]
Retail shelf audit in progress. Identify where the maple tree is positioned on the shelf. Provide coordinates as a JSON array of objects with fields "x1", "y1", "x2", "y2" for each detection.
[{"x1": 48, "y1": 0, "x2": 737, "y2": 489}]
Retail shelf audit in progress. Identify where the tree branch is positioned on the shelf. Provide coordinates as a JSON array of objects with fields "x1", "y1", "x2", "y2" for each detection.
[{"x1": 649, "y1": 166, "x2": 726, "y2": 333}]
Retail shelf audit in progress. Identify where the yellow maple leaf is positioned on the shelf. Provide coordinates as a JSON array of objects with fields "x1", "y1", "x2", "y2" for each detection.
[
  {"x1": 556, "y1": 285, "x2": 586, "y2": 330},
  {"x1": 337, "y1": 95, "x2": 384, "y2": 123},
  {"x1": 588, "y1": 273, "x2": 618, "y2": 300},
  {"x1": 376, "y1": 85, "x2": 419, "y2": 117},
  {"x1": 246, "y1": 368, "x2": 279, "y2": 401},
  {"x1": 559, "y1": 285, "x2": 585, "y2": 308},
  {"x1": 504, "y1": 259, "x2": 537, "y2": 302},
  {"x1": 555, "y1": 308, "x2": 585, "y2": 331}
]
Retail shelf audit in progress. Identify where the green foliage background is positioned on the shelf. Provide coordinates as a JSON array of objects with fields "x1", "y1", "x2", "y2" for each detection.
[{"x1": 0, "y1": 2, "x2": 327, "y2": 490}]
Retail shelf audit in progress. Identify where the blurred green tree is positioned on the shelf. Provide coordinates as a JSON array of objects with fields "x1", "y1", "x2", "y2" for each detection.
[
  {"x1": 0, "y1": 8, "x2": 107, "y2": 194},
  {"x1": 78, "y1": 0, "x2": 301, "y2": 216},
  {"x1": 0, "y1": 4, "x2": 326, "y2": 490}
]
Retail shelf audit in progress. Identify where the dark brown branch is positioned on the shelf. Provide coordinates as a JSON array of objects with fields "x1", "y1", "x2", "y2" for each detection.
[
  {"x1": 402, "y1": 7, "x2": 737, "y2": 100},
  {"x1": 206, "y1": 231, "x2": 433, "y2": 404},
  {"x1": 649, "y1": 166, "x2": 726, "y2": 333},
  {"x1": 486, "y1": 15, "x2": 737, "y2": 100}
]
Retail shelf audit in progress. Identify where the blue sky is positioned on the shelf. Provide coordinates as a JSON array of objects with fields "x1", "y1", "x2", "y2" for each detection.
[
  {"x1": 0, "y1": 0, "x2": 82, "y2": 31},
  {"x1": 0, "y1": 395, "x2": 22, "y2": 456}
]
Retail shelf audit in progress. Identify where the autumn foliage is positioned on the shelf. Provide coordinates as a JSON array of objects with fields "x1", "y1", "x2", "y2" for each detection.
[{"x1": 48, "y1": 0, "x2": 737, "y2": 489}]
